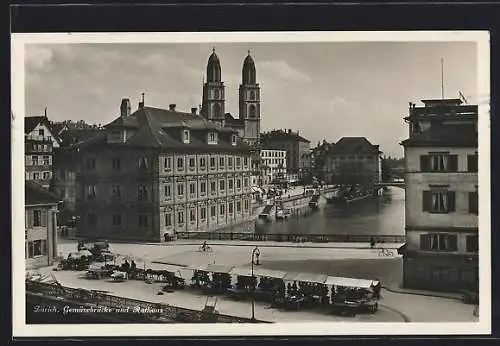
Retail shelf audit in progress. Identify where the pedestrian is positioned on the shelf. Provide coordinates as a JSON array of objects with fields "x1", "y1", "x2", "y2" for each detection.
[
  {"x1": 370, "y1": 237, "x2": 376, "y2": 249},
  {"x1": 131, "y1": 260, "x2": 137, "y2": 271}
]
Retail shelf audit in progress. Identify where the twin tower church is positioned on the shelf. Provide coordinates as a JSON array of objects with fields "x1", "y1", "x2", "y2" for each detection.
[{"x1": 200, "y1": 49, "x2": 261, "y2": 147}]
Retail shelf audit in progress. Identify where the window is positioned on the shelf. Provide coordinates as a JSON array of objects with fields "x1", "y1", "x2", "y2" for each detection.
[
  {"x1": 210, "y1": 182, "x2": 216, "y2": 193},
  {"x1": 420, "y1": 154, "x2": 458, "y2": 172},
  {"x1": 467, "y1": 155, "x2": 478, "y2": 172},
  {"x1": 164, "y1": 157, "x2": 172, "y2": 170},
  {"x1": 466, "y1": 235, "x2": 479, "y2": 253},
  {"x1": 228, "y1": 203, "x2": 233, "y2": 214},
  {"x1": 111, "y1": 185, "x2": 121, "y2": 199},
  {"x1": 236, "y1": 157, "x2": 241, "y2": 167},
  {"x1": 112, "y1": 158, "x2": 121, "y2": 170},
  {"x1": 28, "y1": 240, "x2": 46, "y2": 258},
  {"x1": 208, "y1": 132, "x2": 218, "y2": 144},
  {"x1": 420, "y1": 234, "x2": 458, "y2": 251},
  {"x1": 249, "y1": 105, "x2": 257, "y2": 118},
  {"x1": 189, "y1": 182, "x2": 196, "y2": 195},
  {"x1": 177, "y1": 158, "x2": 184, "y2": 171},
  {"x1": 33, "y1": 210, "x2": 41, "y2": 227},
  {"x1": 210, "y1": 157, "x2": 216, "y2": 169},
  {"x1": 219, "y1": 157, "x2": 225, "y2": 168},
  {"x1": 86, "y1": 158, "x2": 96, "y2": 170},
  {"x1": 201, "y1": 207, "x2": 207, "y2": 220},
  {"x1": 250, "y1": 90, "x2": 256, "y2": 100},
  {"x1": 38, "y1": 129, "x2": 44, "y2": 137},
  {"x1": 177, "y1": 183, "x2": 184, "y2": 196},
  {"x1": 244, "y1": 178, "x2": 249, "y2": 187},
  {"x1": 112, "y1": 214, "x2": 121, "y2": 226},
  {"x1": 42, "y1": 172, "x2": 50, "y2": 180},
  {"x1": 200, "y1": 157, "x2": 206, "y2": 168},
  {"x1": 210, "y1": 205, "x2": 216, "y2": 217},
  {"x1": 469, "y1": 191, "x2": 479, "y2": 214},
  {"x1": 220, "y1": 204, "x2": 225, "y2": 215},
  {"x1": 228, "y1": 179, "x2": 234, "y2": 190},
  {"x1": 43, "y1": 155, "x2": 50, "y2": 165},
  {"x1": 190, "y1": 209, "x2": 196, "y2": 222},
  {"x1": 422, "y1": 190, "x2": 455, "y2": 213},
  {"x1": 183, "y1": 129, "x2": 190, "y2": 143},
  {"x1": 138, "y1": 157, "x2": 148, "y2": 170},
  {"x1": 237, "y1": 201, "x2": 242, "y2": 212},
  {"x1": 31, "y1": 156, "x2": 38, "y2": 166},
  {"x1": 165, "y1": 213, "x2": 172, "y2": 227},
  {"x1": 189, "y1": 158, "x2": 195, "y2": 169},
  {"x1": 219, "y1": 180, "x2": 225, "y2": 190},
  {"x1": 236, "y1": 179, "x2": 241, "y2": 189},
  {"x1": 137, "y1": 185, "x2": 148, "y2": 201},
  {"x1": 33, "y1": 172, "x2": 40, "y2": 180},
  {"x1": 87, "y1": 185, "x2": 97, "y2": 199},
  {"x1": 228, "y1": 157, "x2": 233, "y2": 167},
  {"x1": 231, "y1": 134, "x2": 237, "y2": 146},
  {"x1": 244, "y1": 199, "x2": 249, "y2": 211},
  {"x1": 244, "y1": 157, "x2": 249, "y2": 166},
  {"x1": 200, "y1": 182, "x2": 207, "y2": 194},
  {"x1": 164, "y1": 184, "x2": 172, "y2": 198},
  {"x1": 138, "y1": 215, "x2": 149, "y2": 227},
  {"x1": 178, "y1": 211, "x2": 184, "y2": 224}
]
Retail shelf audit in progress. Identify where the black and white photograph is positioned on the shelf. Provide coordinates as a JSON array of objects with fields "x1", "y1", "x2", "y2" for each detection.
[{"x1": 12, "y1": 31, "x2": 490, "y2": 337}]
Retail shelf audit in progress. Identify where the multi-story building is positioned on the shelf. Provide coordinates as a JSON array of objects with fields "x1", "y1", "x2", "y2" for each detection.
[
  {"x1": 25, "y1": 115, "x2": 59, "y2": 188},
  {"x1": 75, "y1": 99, "x2": 254, "y2": 242},
  {"x1": 324, "y1": 137, "x2": 382, "y2": 185},
  {"x1": 401, "y1": 98, "x2": 478, "y2": 292},
  {"x1": 259, "y1": 149, "x2": 287, "y2": 185},
  {"x1": 260, "y1": 129, "x2": 311, "y2": 179},
  {"x1": 25, "y1": 181, "x2": 59, "y2": 269}
]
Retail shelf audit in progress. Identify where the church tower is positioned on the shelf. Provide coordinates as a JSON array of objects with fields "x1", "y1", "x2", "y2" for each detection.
[
  {"x1": 201, "y1": 48, "x2": 225, "y2": 127},
  {"x1": 239, "y1": 50, "x2": 261, "y2": 146}
]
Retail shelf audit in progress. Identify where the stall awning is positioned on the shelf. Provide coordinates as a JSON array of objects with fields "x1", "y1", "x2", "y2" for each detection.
[
  {"x1": 324, "y1": 276, "x2": 376, "y2": 289},
  {"x1": 229, "y1": 266, "x2": 287, "y2": 279}
]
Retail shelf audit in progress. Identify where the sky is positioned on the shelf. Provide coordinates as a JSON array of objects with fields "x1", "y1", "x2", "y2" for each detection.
[{"x1": 25, "y1": 41, "x2": 478, "y2": 158}]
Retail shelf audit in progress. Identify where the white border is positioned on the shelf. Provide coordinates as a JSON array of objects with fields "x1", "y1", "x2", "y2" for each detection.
[{"x1": 12, "y1": 31, "x2": 491, "y2": 337}]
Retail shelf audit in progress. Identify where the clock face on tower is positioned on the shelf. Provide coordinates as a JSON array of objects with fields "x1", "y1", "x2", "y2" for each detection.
[{"x1": 214, "y1": 89, "x2": 220, "y2": 99}]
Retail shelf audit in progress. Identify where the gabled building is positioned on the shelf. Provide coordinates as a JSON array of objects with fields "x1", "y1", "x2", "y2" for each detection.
[
  {"x1": 25, "y1": 181, "x2": 60, "y2": 269},
  {"x1": 74, "y1": 99, "x2": 254, "y2": 242},
  {"x1": 324, "y1": 137, "x2": 382, "y2": 185},
  {"x1": 25, "y1": 115, "x2": 59, "y2": 188},
  {"x1": 401, "y1": 98, "x2": 478, "y2": 292}
]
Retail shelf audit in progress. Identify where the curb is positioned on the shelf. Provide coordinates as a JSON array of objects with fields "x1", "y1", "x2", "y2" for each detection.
[{"x1": 381, "y1": 286, "x2": 462, "y2": 301}]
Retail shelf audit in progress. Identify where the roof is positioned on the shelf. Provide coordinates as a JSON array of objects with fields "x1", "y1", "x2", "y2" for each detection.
[
  {"x1": 401, "y1": 123, "x2": 477, "y2": 147},
  {"x1": 25, "y1": 181, "x2": 60, "y2": 206},
  {"x1": 49, "y1": 122, "x2": 67, "y2": 136},
  {"x1": 329, "y1": 137, "x2": 380, "y2": 154},
  {"x1": 76, "y1": 106, "x2": 251, "y2": 152},
  {"x1": 25, "y1": 116, "x2": 51, "y2": 134},
  {"x1": 59, "y1": 128, "x2": 103, "y2": 147},
  {"x1": 421, "y1": 98, "x2": 463, "y2": 106},
  {"x1": 261, "y1": 130, "x2": 310, "y2": 144}
]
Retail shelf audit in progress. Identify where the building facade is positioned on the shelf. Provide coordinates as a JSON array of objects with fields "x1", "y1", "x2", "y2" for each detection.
[
  {"x1": 401, "y1": 98, "x2": 478, "y2": 293},
  {"x1": 25, "y1": 116, "x2": 59, "y2": 188},
  {"x1": 324, "y1": 137, "x2": 382, "y2": 185},
  {"x1": 260, "y1": 129, "x2": 311, "y2": 179},
  {"x1": 25, "y1": 181, "x2": 59, "y2": 269},
  {"x1": 259, "y1": 149, "x2": 287, "y2": 185},
  {"x1": 75, "y1": 101, "x2": 254, "y2": 242}
]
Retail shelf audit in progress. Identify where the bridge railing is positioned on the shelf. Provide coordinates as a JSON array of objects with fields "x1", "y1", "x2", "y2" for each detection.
[{"x1": 175, "y1": 232, "x2": 405, "y2": 244}]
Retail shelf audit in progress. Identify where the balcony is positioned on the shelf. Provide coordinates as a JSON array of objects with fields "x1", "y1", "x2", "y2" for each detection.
[{"x1": 407, "y1": 105, "x2": 478, "y2": 119}]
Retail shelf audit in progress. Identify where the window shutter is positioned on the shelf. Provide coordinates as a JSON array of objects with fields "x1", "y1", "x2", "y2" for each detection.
[
  {"x1": 41, "y1": 210, "x2": 48, "y2": 227},
  {"x1": 448, "y1": 155, "x2": 458, "y2": 172},
  {"x1": 420, "y1": 234, "x2": 430, "y2": 250},
  {"x1": 447, "y1": 191, "x2": 456, "y2": 212},
  {"x1": 27, "y1": 209, "x2": 33, "y2": 228},
  {"x1": 420, "y1": 155, "x2": 429, "y2": 171},
  {"x1": 448, "y1": 235, "x2": 458, "y2": 251},
  {"x1": 422, "y1": 191, "x2": 431, "y2": 211}
]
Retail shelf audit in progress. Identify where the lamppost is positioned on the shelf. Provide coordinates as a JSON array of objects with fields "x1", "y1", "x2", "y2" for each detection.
[{"x1": 251, "y1": 246, "x2": 260, "y2": 322}]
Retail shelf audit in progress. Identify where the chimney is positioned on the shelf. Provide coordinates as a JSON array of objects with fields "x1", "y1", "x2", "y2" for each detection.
[
  {"x1": 288, "y1": 129, "x2": 292, "y2": 134},
  {"x1": 138, "y1": 92, "x2": 145, "y2": 109},
  {"x1": 120, "y1": 98, "x2": 131, "y2": 117},
  {"x1": 191, "y1": 107, "x2": 197, "y2": 115},
  {"x1": 169, "y1": 104, "x2": 177, "y2": 112}
]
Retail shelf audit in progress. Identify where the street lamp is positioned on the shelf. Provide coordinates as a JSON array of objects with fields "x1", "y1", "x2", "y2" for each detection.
[{"x1": 251, "y1": 246, "x2": 260, "y2": 322}]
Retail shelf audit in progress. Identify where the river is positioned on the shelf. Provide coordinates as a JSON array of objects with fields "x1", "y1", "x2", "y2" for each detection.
[{"x1": 255, "y1": 187, "x2": 405, "y2": 236}]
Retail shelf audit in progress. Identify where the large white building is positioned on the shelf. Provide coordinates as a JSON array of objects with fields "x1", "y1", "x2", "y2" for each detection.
[
  {"x1": 401, "y1": 98, "x2": 478, "y2": 293},
  {"x1": 259, "y1": 149, "x2": 287, "y2": 186}
]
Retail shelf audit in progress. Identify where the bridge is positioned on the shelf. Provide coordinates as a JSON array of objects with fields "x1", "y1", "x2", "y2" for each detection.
[{"x1": 375, "y1": 181, "x2": 405, "y2": 188}]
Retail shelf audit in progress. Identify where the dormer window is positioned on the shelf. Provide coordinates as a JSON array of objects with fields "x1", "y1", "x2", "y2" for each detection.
[
  {"x1": 208, "y1": 132, "x2": 218, "y2": 145},
  {"x1": 231, "y1": 134, "x2": 237, "y2": 146},
  {"x1": 138, "y1": 157, "x2": 148, "y2": 170},
  {"x1": 183, "y1": 129, "x2": 190, "y2": 144}
]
